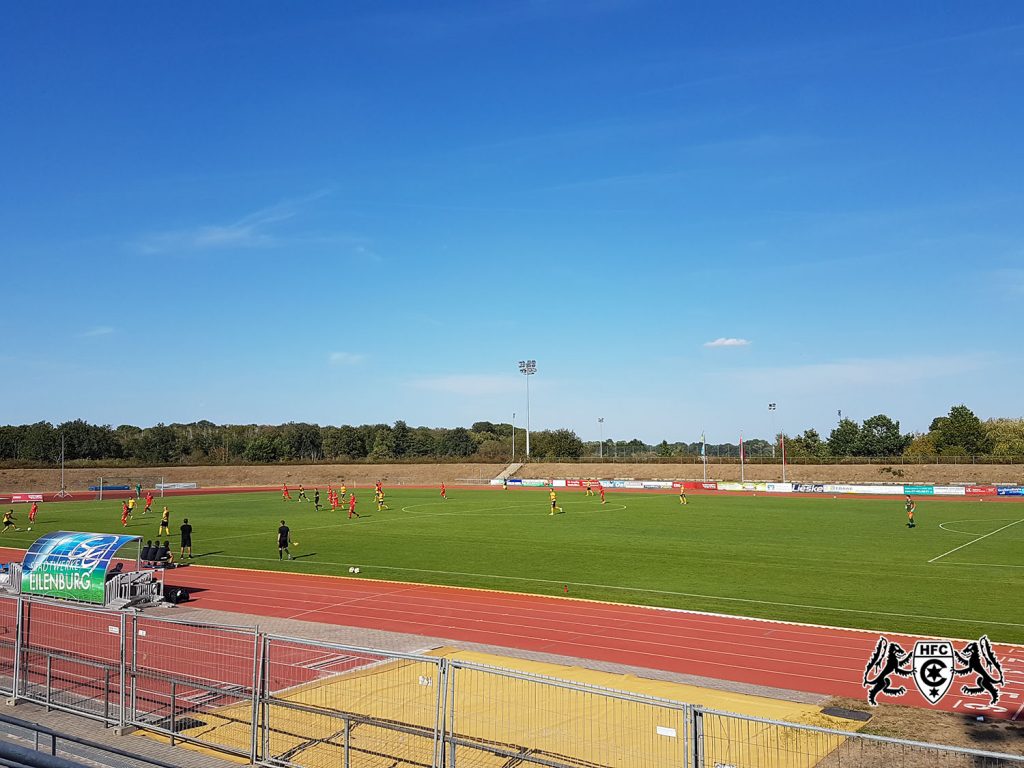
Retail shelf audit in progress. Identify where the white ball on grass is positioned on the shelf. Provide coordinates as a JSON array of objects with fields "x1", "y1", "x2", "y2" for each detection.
[{"x1": 354, "y1": 567, "x2": 360, "y2": 574}]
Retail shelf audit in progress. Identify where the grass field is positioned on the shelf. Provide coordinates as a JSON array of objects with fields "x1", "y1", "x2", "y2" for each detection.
[{"x1": 5, "y1": 488, "x2": 1023, "y2": 643}]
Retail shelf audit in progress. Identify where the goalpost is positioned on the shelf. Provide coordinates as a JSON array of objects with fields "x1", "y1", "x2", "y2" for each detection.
[{"x1": 93, "y1": 476, "x2": 167, "y2": 501}]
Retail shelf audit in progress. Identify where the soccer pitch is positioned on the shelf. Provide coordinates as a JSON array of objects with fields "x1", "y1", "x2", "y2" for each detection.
[{"x1": 7, "y1": 488, "x2": 1023, "y2": 643}]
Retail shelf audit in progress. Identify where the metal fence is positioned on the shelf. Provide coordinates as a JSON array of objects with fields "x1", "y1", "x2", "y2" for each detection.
[{"x1": 2, "y1": 593, "x2": 1021, "y2": 768}]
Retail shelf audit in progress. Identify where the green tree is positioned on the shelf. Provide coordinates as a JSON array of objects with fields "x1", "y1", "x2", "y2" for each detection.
[
  {"x1": 785, "y1": 429, "x2": 826, "y2": 459},
  {"x1": 856, "y1": 414, "x2": 911, "y2": 457},
  {"x1": 985, "y1": 418, "x2": 1024, "y2": 456},
  {"x1": 903, "y1": 433, "x2": 937, "y2": 457},
  {"x1": 243, "y1": 435, "x2": 281, "y2": 462},
  {"x1": 436, "y1": 427, "x2": 476, "y2": 457},
  {"x1": 368, "y1": 427, "x2": 396, "y2": 460},
  {"x1": 931, "y1": 405, "x2": 992, "y2": 455},
  {"x1": 408, "y1": 428, "x2": 437, "y2": 457},
  {"x1": 827, "y1": 419, "x2": 861, "y2": 456},
  {"x1": 391, "y1": 420, "x2": 412, "y2": 458},
  {"x1": 20, "y1": 422, "x2": 58, "y2": 462}
]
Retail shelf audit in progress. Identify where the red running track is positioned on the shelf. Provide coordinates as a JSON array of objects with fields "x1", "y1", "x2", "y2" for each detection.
[
  {"x1": 1, "y1": 536, "x2": 1020, "y2": 721},
  {"x1": 151, "y1": 563, "x2": 1024, "y2": 721}
]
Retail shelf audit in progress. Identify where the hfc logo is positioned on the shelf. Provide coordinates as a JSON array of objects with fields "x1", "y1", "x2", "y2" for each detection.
[{"x1": 863, "y1": 635, "x2": 1004, "y2": 706}]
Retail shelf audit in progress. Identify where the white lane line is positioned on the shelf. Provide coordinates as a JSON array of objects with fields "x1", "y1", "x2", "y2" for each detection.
[
  {"x1": 928, "y1": 518, "x2": 1024, "y2": 563},
  {"x1": 199, "y1": 553, "x2": 1024, "y2": 629}
]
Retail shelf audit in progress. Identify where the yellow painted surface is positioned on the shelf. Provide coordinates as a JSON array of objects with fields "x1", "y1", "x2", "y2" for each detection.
[{"x1": 140, "y1": 646, "x2": 862, "y2": 767}]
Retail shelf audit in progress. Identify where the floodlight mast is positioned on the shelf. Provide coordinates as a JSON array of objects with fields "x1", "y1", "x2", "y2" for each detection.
[
  {"x1": 518, "y1": 360, "x2": 537, "y2": 458},
  {"x1": 598, "y1": 417, "x2": 604, "y2": 459}
]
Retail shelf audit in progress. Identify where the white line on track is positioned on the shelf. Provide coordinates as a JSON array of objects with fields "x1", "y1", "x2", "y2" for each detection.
[
  {"x1": 197, "y1": 553, "x2": 1024, "y2": 629},
  {"x1": 928, "y1": 518, "x2": 1024, "y2": 563}
]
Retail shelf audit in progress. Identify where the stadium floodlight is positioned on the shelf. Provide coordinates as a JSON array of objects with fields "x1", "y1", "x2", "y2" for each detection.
[
  {"x1": 768, "y1": 403, "x2": 777, "y2": 458},
  {"x1": 598, "y1": 417, "x2": 604, "y2": 459},
  {"x1": 518, "y1": 360, "x2": 537, "y2": 457}
]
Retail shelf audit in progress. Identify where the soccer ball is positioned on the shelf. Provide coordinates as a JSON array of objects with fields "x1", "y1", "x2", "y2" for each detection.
[
  {"x1": 348, "y1": 566, "x2": 355, "y2": 573},
  {"x1": 26, "y1": 528, "x2": 31, "y2": 531},
  {"x1": 353, "y1": 567, "x2": 361, "y2": 574}
]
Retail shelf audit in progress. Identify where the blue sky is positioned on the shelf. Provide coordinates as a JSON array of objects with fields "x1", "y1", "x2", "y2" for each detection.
[{"x1": 2, "y1": 2, "x2": 1022, "y2": 443}]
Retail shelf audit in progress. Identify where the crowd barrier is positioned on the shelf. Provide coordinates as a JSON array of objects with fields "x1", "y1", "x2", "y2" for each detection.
[{"x1": 0, "y1": 594, "x2": 1019, "y2": 767}]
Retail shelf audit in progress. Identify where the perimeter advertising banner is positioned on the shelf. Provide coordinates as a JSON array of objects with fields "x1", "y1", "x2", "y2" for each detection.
[{"x1": 21, "y1": 531, "x2": 138, "y2": 603}]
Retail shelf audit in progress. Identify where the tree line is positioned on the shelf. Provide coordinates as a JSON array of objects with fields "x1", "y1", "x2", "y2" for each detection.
[{"x1": 0, "y1": 405, "x2": 1019, "y2": 466}]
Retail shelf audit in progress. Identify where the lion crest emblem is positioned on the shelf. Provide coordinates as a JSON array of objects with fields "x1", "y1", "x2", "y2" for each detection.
[
  {"x1": 863, "y1": 635, "x2": 1005, "y2": 706},
  {"x1": 863, "y1": 636, "x2": 913, "y2": 706},
  {"x1": 954, "y1": 635, "x2": 1004, "y2": 705}
]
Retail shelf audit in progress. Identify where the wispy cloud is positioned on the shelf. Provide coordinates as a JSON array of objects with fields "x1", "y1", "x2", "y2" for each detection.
[
  {"x1": 704, "y1": 338, "x2": 751, "y2": 348},
  {"x1": 409, "y1": 374, "x2": 519, "y2": 396},
  {"x1": 328, "y1": 352, "x2": 364, "y2": 366},
  {"x1": 132, "y1": 189, "x2": 335, "y2": 255},
  {"x1": 78, "y1": 326, "x2": 114, "y2": 338}
]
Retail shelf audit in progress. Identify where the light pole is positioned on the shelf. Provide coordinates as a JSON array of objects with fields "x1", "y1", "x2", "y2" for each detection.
[
  {"x1": 518, "y1": 360, "x2": 536, "y2": 458},
  {"x1": 598, "y1": 417, "x2": 604, "y2": 459},
  {"x1": 768, "y1": 403, "x2": 777, "y2": 458},
  {"x1": 512, "y1": 412, "x2": 516, "y2": 461}
]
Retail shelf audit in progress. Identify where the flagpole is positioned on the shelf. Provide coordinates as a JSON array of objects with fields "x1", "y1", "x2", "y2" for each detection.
[
  {"x1": 781, "y1": 432, "x2": 787, "y2": 483},
  {"x1": 740, "y1": 432, "x2": 745, "y2": 483},
  {"x1": 701, "y1": 431, "x2": 707, "y2": 482}
]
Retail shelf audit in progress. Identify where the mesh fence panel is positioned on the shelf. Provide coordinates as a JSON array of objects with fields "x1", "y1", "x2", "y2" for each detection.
[
  {"x1": 18, "y1": 600, "x2": 122, "y2": 722},
  {"x1": 261, "y1": 636, "x2": 444, "y2": 768},
  {"x1": 446, "y1": 662, "x2": 688, "y2": 768},
  {"x1": 698, "y1": 709, "x2": 1024, "y2": 768},
  {"x1": 130, "y1": 615, "x2": 257, "y2": 758},
  {"x1": 0, "y1": 595, "x2": 19, "y2": 695}
]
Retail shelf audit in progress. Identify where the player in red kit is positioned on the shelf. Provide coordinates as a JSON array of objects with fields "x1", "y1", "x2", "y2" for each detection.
[
  {"x1": 599, "y1": 486, "x2": 606, "y2": 504},
  {"x1": 121, "y1": 501, "x2": 130, "y2": 527},
  {"x1": 348, "y1": 493, "x2": 360, "y2": 519},
  {"x1": 440, "y1": 483, "x2": 447, "y2": 500},
  {"x1": 282, "y1": 484, "x2": 292, "y2": 501},
  {"x1": 144, "y1": 492, "x2": 154, "y2": 515},
  {"x1": 29, "y1": 502, "x2": 38, "y2": 523}
]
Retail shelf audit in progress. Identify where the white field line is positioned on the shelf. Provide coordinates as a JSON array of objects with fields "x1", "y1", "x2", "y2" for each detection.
[
  {"x1": 199, "y1": 553, "x2": 1024, "y2": 629},
  {"x1": 928, "y1": 518, "x2": 1024, "y2": 563},
  {"x1": 932, "y1": 561, "x2": 1024, "y2": 569}
]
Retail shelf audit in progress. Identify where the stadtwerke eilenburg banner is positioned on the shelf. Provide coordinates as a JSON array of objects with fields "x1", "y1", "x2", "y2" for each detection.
[{"x1": 21, "y1": 531, "x2": 139, "y2": 603}]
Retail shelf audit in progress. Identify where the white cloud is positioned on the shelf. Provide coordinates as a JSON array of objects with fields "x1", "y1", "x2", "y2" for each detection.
[
  {"x1": 79, "y1": 326, "x2": 114, "y2": 338},
  {"x1": 409, "y1": 374, "x2": 519, "y2": 396},
  {"x1": 132, "y1": 189, "x2": 335, "y2": 255},
  {"x1": 704, "y1": 337, "x2": 751, "y2": 348},
  {"x1": 328, "y1": 352, "x2": 364, "y2": 366}
]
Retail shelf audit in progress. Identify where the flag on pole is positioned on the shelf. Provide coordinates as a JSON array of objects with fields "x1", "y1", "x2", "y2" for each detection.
[{"x1": 700, "y1": 432, "x2": 706, "y2": 458}]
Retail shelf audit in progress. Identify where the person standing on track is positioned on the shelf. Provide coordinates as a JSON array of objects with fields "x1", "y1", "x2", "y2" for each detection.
[
  {"x1": 905, "y1": 496, "x2": 916, "y2": 528},
  {"x1": 180, "y1": 518, "x2": 193, "y2": 559},
  {"x1": 278, "y1": 520, "x2": 293, "y2": 560}
]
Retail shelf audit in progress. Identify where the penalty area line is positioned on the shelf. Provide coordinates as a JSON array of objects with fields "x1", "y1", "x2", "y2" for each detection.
[{"x1": 928, "y1": 518, "x2": 1024, "y2": 564}]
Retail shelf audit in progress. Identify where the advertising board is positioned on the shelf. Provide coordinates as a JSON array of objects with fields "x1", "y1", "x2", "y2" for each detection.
[
  {"x1": 10, "y1": 494, "x2": 43, "y2": 503},
  {"x1": 933, "y1": 486, "x2": 967, "y2": 496},
  {"x1": 903, "y1": 485, "x2": 935, "y2": 495},
  {"x1": 21, "y1": 531, "x2": 139, "y2": 604}
]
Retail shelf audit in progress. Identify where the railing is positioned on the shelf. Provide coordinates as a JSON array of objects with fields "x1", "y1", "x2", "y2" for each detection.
[
  {"x1": 0, "y1": 711, "x2": 180, "y2": 768},
  {"x1": 0, "y1": 593, "x2": 1020, "y2": 768}
]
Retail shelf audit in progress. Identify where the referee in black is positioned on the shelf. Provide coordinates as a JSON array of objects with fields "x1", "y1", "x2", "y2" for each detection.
[
  {"x1": 179, "y1": 518, "x2": 193, "y2": 559},
  {"x1": 278, "y1": 520, "x2": 293, "y2": 560}
]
